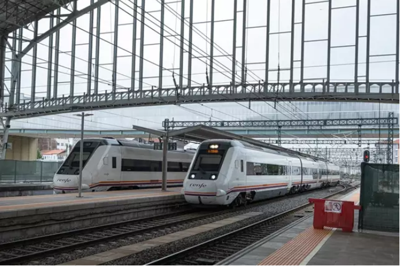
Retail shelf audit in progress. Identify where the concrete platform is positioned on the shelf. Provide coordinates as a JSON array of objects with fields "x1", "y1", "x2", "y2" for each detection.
[
  {"x1": 0, "y1": 188, "x2": 185, "y2": 241},
  {"x1": 223, "y1": 189, "x2": 399, "y2": 265},
  {"x1": 0, "y1": 183, "x2": 53, "y2": 197}
]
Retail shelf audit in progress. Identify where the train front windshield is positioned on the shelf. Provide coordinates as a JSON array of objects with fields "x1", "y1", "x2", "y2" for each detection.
[
  {"x1": 57, "y1": 142, "x2": 98, "y2": 175},
  {"x1": 63, "y1": 150, "x2": 92, "y2": 168},
  {"x1": 189, "y1": 148, "x2": 226, "y2": 180},
  {"x1": 192, "y1": 154, "x2": 223, "y2": 172}
]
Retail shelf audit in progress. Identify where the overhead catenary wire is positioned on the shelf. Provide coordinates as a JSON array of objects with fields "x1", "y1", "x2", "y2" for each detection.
[
  {"x1": 116, "y1": 0, "x2": 297, "y2": 123},
  {"x1": 19, "y1": 1, "x2": 333, "y2": 143}
]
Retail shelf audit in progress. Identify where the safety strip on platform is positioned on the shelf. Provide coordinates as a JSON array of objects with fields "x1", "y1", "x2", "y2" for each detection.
[
  {"x1": 258, "y1": 227, "x2": 333, "y2": 265},
  {"x1": 258, "y1": 188, "x2": 360, "y2": 265}
]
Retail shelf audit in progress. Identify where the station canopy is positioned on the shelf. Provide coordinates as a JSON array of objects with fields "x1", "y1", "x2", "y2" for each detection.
[
  {"x1": 0, "y1": 0, "x2": 74, "y2": 34},
  {"x1": 132, "y1": 124, "x2": 326, "y2": 162}
]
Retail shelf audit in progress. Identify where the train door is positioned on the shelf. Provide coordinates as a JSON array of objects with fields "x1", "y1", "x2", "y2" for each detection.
[
  {"x1": 104, "y1": 147, "x2": 121, "y2": 183},
  {"x1": 287, "y1": 159, "x2": 293, "y2": 189}
]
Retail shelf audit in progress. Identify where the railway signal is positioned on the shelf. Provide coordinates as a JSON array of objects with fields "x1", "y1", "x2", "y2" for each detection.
[{"x1": 363, "y1": 150, "x2": 370, "y2": 163}]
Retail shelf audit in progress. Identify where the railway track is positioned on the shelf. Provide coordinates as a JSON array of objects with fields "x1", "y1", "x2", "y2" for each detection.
[
  {"x1": 0, "y1": 185, "x2": 355, "y2": 265},
  {"x1": 0, "y1": 209, "x2": 216, "y2": 265},
  {"x1": 0, "y1": 193, "x2": 297, "y2": 265},
  {"x1": 147, "y1": 186, "x2": 357, "y2": 265}
]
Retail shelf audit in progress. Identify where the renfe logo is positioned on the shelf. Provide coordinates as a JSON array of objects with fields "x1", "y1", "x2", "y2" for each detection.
[
  {"x1": 57, "y1": 178, "x2": 72, "y2": 183},
  {"x1": 189, "y1": 183, "x2": 207, "y2": 189}
]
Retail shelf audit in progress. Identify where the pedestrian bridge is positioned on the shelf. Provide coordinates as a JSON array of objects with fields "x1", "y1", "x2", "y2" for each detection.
[{"x1": 1, "y1": 81, "x2": 398, "y2": 119}]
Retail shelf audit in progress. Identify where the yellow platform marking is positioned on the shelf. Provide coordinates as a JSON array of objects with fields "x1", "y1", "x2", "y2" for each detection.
[
  {"x1": 258, "y1": 227, "x2": 332, "y2": 265},
  {"x1": 259, "y1": 188, "x2": 361, "y2": 265}
]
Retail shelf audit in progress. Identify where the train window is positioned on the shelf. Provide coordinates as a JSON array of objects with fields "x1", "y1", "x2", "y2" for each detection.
[
  {"x1": 246, "y1": 162, "x2": 286, "y2": 176},
  {"x1": 240, "y1": 160, "x2": 244, "y2": 172},
  {"x1": 112, "y1": 157, "x2": 117, "y2": 169},
  {"x1": 254, "y1": 163, "x2": 262, "y2": 175},
  {"x1": 292, "y1": 167, "x2": 301, "y2": 175},
  {"x1": 302, "y1": 168, "x2": 308, "y2": 175},
  {"x1": 181, "y1": 163, "x2": 190, "y2": 172},
  {"x1": 65, "y1": 152, "x2": 91, "y2": 168},
  {"x1": 267, "y1": 164, "x2": 280, "y2": 175},
  {"x1": 168, "y1": 162, "x2": 181, "y2": 172},
  {"x1": 121, "y1": 159, "x2": 162, "y2": 172},
  {"x1": 246, "y1": 162, "x2": 254, "y2": 175}
]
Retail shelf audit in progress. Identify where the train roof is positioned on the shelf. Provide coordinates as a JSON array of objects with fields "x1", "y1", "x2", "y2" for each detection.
[{"x1": 199, "y1": 139, "x2": 332, "y2": 164}]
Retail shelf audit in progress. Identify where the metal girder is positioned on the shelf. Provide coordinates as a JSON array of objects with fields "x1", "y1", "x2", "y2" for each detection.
[
  {"x1": 0, "y1": 0, "x2": 76, "y2": 35},
  {"x1": 7, "y1": 0, "x2": 110, "y2": 107},
  {"x1": 262, "y1": 139, "x2": 380, "y2": 145},
  {"x1": 165, "y1": 117, "x2": 398, "y2": 129},
  {"x1": 297, "y1": 147, "x2": 378, "y2": 152},
  {"x1": 1, "y1": 82, "x2": 398, "y2": 119},
  {"x1": 20, "y1": 0, "x2": 109, "y2": 57}
]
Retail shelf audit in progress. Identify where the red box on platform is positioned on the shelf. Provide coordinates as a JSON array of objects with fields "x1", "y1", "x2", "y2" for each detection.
[{"x1": 308, "y1": 198, "x2": 361, "y2": 232}]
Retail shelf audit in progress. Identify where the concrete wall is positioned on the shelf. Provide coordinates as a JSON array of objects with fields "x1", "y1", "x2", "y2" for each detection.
[{"x1": 5, "y1": 136, "x2": 38, "y2": 161}]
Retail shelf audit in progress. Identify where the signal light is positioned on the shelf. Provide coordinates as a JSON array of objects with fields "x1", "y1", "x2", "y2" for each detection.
[{"x1": 363, "y1": 150, "x2": 370, "y2": 163}]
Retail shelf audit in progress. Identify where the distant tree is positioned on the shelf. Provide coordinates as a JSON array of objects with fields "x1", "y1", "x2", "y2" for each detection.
[{"x1": 37, "y1": 149, "x2": 42, "y2": 159}]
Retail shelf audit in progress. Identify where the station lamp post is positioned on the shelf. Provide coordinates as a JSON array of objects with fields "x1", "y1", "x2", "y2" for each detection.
[{"x1": 73, "y1": 112, "x2": 93, "y2": 197}]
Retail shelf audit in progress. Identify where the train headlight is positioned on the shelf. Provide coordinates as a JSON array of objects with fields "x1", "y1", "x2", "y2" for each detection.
[
  {"x1": 209, "y1": 144, "x2": 219, "y2": 149},
  {"x1": 211, "y1": 175, "x2": 217, "y2": 180},
  {"x1": 190, "y1": 174, "x2": 196, "y2": 179}
]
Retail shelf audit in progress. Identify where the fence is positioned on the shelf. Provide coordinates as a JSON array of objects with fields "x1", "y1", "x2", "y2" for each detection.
[
  {"x1": 359, "y1": 162, "x2": 399, "y2": 232},
  {"x1": 0, "y1": 160, "x2": 63, "y2": 183}
]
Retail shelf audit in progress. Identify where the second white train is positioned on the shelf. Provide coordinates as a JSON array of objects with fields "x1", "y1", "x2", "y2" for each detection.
[{"x1": 183, "y1": 139, "x2": 340, "y2": 206}]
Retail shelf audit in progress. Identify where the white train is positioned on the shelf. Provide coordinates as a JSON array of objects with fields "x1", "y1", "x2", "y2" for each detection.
[
  {"x1": 53, "y1": 138, "x2": 193, "y2": 193},
  {"x1": 183, "y1": 139, "x2": 340, "y2": 206}
]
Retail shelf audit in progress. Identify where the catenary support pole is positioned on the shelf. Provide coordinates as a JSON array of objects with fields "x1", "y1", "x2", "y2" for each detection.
[
  {"x1": 354, "y1": 0, "x2": 359, "y2": 93},
  {"x1": 78, "y1": 112, "x2": 84, "y2": 197},
  {"x1": 265, "y1": 0, "x2": 271, "y2": 85},
  {"x1": 159, "y1": 0, "x2": 165, "y2": 91},
  {"x1": 179, "y1": 0, "x2": 185, "y2": 89},
  {"x1": 188, "y1": 0, "x2": 194, "y2": 88},
  {"x1": 241, "y1": 0, "x2": 247, "y2": 85},
  {"x1": 232, "y1": 0, "x2": 237, "y2": 86},
  {"x1": 0, "y1": 117, "x2": 11, "y2": 160},
  {"x1": 161, "y1": 134, "x2": 168, "y2": 191},
  {"x1": 209, "y1": 0, "x2": 215, "y2": 87}
]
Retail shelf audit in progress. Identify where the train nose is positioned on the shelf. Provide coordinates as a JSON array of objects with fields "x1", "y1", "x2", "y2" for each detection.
[
  {"x1": 53, "y1": 175, "x2": 81, "y2": 192},
  {"x1": 184, "y1": 181, "x2": 223, "y2": 205}
]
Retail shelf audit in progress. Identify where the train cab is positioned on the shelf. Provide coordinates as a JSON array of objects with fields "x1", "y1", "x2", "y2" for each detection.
[{"x1": 183, "y1": 140, "x2": 243, "y2": 206}]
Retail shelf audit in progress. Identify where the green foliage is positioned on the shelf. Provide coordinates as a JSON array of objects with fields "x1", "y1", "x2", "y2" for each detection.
[{"x1": 37, "y1": 149, "x2": 42, "y2": 159}]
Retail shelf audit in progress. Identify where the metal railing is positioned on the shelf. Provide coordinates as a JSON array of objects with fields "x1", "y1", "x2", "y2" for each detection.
[
  {"x1": 0, "y1": 160, "x2": 62, "y2": 183},
  {"x1": 1, "y1": 82, "x2": 398, "y2": 119}
]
